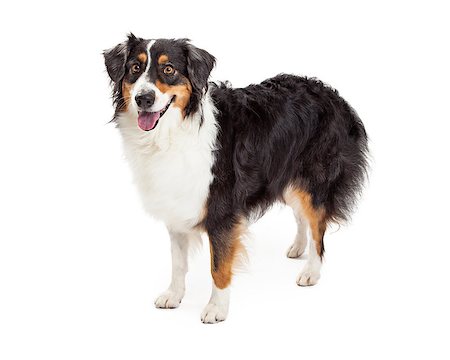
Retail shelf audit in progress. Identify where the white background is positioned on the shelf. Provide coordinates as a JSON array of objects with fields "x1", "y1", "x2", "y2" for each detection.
[{"x1": 1, "y1": 0, "x2": 449, "y2": 359}]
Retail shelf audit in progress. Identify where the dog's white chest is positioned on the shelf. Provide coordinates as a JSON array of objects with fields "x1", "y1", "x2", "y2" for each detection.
[{"x1": 117, "y1": 108, "x2": 217, "y2": 231}]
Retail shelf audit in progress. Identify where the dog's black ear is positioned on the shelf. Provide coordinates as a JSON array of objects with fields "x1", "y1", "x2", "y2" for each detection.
[
  {"x1": 185, "y1": 42, "x2": 215, "y2": 93},
  {"x1": 104, "y1": 41, "x2": 128, "y2": 82}
]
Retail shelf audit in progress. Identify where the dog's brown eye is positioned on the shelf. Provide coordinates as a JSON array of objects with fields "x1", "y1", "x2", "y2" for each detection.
[
  {"x1": 131, "y1": 64, "x2": 140, "y2": 74},
  {"x1": 163, "y1": 65, "x2": 174, "y2": 75}
]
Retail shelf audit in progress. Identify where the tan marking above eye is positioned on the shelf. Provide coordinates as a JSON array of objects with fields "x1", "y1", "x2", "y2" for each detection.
[
  {"x1": 158, "y1": 54, "x2": 169, "y2": 64},
  {"x1": 163, "y1": 65, "x2": 174, "y2": 75},
  {"x1": 131, "y1": 64, "x2": 140, "y2": 74},
  {"x1": 137, "y1": 52, "x2": 147, "y2": 63}
]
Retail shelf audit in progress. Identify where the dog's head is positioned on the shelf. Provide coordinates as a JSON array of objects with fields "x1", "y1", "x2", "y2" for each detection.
[{"x1": 104, "y1": 34, "x2": 215, "y2": 131}]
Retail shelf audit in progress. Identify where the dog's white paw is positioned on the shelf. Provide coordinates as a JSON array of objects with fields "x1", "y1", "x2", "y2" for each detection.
[
  {"x1": 296, "y1": 266, "x2": 321, "y2": 286},
  {"x1": 154, "y1": 290, "x2": 184, "y2": 309},
  {"x1": 286, "y1": 242, "x2": 307, "y2": 258},
  {"x1": 201, "y1": 303, "x2": 228, "y2": 324}
]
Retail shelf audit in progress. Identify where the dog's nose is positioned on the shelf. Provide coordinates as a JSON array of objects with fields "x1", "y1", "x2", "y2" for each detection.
[{"x1": 135, "y1": 91, "x2": 155, "y2": 109}]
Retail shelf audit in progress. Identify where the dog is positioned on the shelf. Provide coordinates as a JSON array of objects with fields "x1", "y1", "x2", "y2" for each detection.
[{"x1": 104, "y1": 34, "x2": 368, "y2": 324}]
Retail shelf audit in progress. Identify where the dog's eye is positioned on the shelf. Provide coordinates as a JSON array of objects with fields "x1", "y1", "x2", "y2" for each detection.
[
  {"x1": 163, "y1": 65, "x2": 174, "y2": 75},
  {"x1": 131, "y1": 64, "x2": 140, "y2": 74}
]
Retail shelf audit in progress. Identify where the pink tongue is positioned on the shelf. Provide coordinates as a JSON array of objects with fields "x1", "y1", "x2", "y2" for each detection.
[{"x1": 138, "y1": 112, "x2": 161, "y2": 131}]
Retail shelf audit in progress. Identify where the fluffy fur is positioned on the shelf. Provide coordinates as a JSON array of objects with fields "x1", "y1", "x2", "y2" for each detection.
[{"x1": 104, "y1": 34, "x2": 368, "y2": 323}]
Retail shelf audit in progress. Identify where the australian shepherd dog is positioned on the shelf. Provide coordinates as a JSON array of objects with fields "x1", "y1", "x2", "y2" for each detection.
[{"x1": 104, "y1": 34, "x2": 368, "y2": 323}]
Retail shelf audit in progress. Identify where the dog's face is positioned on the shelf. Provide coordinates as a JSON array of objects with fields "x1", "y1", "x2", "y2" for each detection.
[{"x1": 104, "y1": 34, "x2": 215, "y2": 131}]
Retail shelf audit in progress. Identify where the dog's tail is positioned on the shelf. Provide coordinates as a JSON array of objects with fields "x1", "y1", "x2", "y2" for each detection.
[{"x1": 328, "y1": 105, "x2": 369, "y2": 224}]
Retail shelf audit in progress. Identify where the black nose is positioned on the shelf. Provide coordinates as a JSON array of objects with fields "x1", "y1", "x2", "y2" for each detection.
[{"x1": 135, "y1": 91, "x2": 155, "y2": 109}]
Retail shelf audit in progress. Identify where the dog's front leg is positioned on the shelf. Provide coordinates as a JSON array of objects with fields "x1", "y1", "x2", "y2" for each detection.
[{"x1": 154, "y1": 230, "x2": 190, "y2": 309}]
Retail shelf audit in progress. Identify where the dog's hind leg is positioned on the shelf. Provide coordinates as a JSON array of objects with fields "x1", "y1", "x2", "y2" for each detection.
[
  {"x1": 201, "y1": 218, "x2": 246, "y2": 324},
  {"x1": 284, "y1": 186, "x2": 327, "y2": 286},
  {"x1": 285, "y1": 195, "x2": 308, "y2": 259}
]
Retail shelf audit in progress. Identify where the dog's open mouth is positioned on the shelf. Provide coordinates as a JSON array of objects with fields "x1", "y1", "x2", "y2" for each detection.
[{"x1": 137, "y1": 97, "x2": 174, "y2": 131}]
